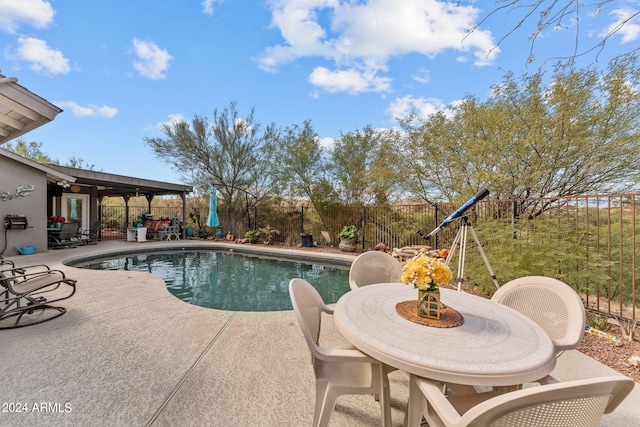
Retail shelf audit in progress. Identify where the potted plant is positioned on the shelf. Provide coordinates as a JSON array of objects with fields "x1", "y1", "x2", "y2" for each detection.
[
  {"x1": 134, "y1": 212, "x2": 149, "y2": 228},
  {"x1": 189, "y1": 209, "x2": 205, "y2": 237},
  {"x1": 338, "y1": 225, "x2": 360, "y2": 252}
]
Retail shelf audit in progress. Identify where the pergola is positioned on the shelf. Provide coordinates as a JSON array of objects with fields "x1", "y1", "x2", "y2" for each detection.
[{"x1": 45, "y1": 165, "x2": 193, "y2": 233}]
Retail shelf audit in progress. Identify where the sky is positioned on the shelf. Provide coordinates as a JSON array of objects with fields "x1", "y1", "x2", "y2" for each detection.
[{"x1": 1, "y1": 0, "x2": 638, "y2": 185}]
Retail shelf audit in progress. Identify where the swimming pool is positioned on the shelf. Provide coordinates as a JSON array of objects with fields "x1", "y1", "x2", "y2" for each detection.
[{"x1": 73, "y1": 249, "x2": 350, "y2": 312}]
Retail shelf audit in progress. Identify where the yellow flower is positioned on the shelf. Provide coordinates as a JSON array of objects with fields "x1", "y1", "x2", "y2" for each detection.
[{"x1": 401, "y1": 254, "x2": 452, "y2": 291}]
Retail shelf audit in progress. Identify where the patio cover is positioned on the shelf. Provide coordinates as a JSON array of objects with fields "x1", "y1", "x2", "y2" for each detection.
[
  {"x1": 44, "y1": 165, "x2": 193, "y2": 199},
  {"x1": 0, "y1": 73, "x2": 62, "y2": 145}
]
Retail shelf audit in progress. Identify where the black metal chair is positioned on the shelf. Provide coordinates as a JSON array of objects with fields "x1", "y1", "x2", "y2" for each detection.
[
  {"x1": 81, "y1": 221, "x2": 102, "y2": 245},
  {"x1": 48, "y1": 222, "x2": 82, "y2": 249}
]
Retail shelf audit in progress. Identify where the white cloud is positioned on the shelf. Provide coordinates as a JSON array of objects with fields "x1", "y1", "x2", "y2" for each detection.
[
  {"x1": 0, "y1": 0, "x2": 54, "y2": 34},
  {"x1": 602, "y1": 8, "x2": 640, "y2": 43},
  {"x1": 14, "y1": 36, "x2": 69, "y2": 75},
  {"x1": 54, "y1": 101, "x2": 118, "y2": 118},
  {"x1": 260, "y1": 0, "x2": 496, "y2": 93},
  {"x1": 319, "y1": 136, "x2": 335, "y2": 149},
  {"x1": 131, "y1": 39, "x2": 173, "y2": 80},
  {"x1": 156, "y1": 113, "x2": 187, "y2": 130},
  {"x1": 202, "y1": 0, "x2": 224, "y2": 16},
  {"x1": 387, "y1": 95, "x2": 458, "y2": 123},
  {"x1": 309, "y1": 66, "x2": 392, "y2": 93},
  {"x1": 413, "y1": 69, "x2": 430, "y2": 84}
]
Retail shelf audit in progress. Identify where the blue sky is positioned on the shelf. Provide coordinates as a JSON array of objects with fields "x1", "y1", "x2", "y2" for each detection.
[{"x1": 1, "y1": 0, "x2": 638, "y2": 184}]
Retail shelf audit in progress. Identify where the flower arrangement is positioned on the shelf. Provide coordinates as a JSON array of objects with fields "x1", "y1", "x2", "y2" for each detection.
[
  {"x1": 401, "y1": 254, "x2": 452, "y2": 292},
  {"x1": 49, "y1": 215, "x2": 66, "y2": 223}
]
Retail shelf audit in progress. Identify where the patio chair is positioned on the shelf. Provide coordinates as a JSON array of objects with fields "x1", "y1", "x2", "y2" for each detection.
[
  {"x1": 348, "y1": 251, "x2": 403, "y2": 291},
  {"x1": 49, "y1": 222, "x2": 82, "y2": 249},
  {"x1": 0, "y1": 265, "x2": 77, "y2": 329},
  {"x1": 0, "y1": 256, "x2": 16, "y2": 269},
  {"x1": 406, "y1": 374, "x2": 634, "y2": 427},
  {"x1": 491, "y1": 276, "x2": 586, "y2": 356},
  {"x1": 288, "y1": 278, "x2": 392, "y2": 427},
  {"x1": 81, "y1": 221, "x2": 102, "y2": 245}
]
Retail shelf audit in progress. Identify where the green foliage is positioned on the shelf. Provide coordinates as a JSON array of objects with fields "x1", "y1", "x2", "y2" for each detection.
[
  {"x1": 587, "y1": 314, "x2": 613, "y2": 332},
  {"x1": 144, "y1": 101, "x2": 278, "y2": 209},
  {"x1": 4, "y1": 139, "x2": 56, "y2": 164},
  {"x1": 338, "y1": 225, "x2": 360, "y2": 240},
  {"x1": 258, "y1": 225, "x2": 280, "y2": 244},
  {"x1": 137, "y1": 212, "x2": 149, "y2": 224},
  {"x1": 397, "y1": 54, "x2": 640, "y2": 203},
  {"x1": 452, "y1": 216, "x2": 612, "y2": 295},
  {"x1": 244, "y1": 230, "x2": 261, "y2": 243},
  {"x1": 66, "y1": 156, "x2": 97, "y2": 170},
  {"x1": 272, "y1": 119, "x2": 334, "y2": 205},
  {"x1": 331, "y1": 126, "x2": 398, "y2": 205}
]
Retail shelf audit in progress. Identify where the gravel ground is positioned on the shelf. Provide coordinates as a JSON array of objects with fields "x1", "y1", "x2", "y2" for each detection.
[{"x1": 577, "y1": 327, "x2": 640, "y2": 383}]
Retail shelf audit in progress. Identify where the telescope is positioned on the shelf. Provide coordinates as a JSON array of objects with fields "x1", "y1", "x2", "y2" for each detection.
[{"x1": 425, "y1": 188, "x2": 489, "y2": 238}]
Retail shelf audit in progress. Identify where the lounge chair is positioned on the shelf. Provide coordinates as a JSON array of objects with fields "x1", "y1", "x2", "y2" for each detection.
[{"x1": 0, "y1": 265, "x2": 77, "y2": 329}]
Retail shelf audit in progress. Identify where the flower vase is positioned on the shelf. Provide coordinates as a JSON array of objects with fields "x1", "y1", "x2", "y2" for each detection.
[
  {"x1": 418, "y1": 289, "x2": 441, "y2": 320},
  {"x1": 55, "y1": 221, "x2": 62, "y2": 228}
]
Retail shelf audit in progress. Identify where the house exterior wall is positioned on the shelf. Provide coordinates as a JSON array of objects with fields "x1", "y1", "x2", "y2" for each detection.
[{"x1": 0, "y1": 156, "x2": 49, "y2": 255}]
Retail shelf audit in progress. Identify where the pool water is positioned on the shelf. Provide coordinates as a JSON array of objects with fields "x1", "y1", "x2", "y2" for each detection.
[{"x1": 74, "y1": 250, "x2": 350, "y2": 312}]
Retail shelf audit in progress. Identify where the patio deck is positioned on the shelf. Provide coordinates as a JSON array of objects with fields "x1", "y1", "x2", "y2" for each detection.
[{"x1": 1, "y1": 240, "x2": 638, "y2": 426}]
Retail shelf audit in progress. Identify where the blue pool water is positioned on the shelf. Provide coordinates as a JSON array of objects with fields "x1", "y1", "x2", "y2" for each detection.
[{"x1": 73, "y1": 250, "x2": 350, "y2": 312}]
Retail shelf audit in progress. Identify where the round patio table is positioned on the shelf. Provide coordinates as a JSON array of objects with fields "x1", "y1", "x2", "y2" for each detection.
[{"x1": 334, "y1": 283, "x2": 556, "y2": 387}]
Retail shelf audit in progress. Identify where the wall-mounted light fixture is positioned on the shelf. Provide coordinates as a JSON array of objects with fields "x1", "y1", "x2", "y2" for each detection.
[
  {"x1": 1, "y1": 184, "x2": 35, "y2": 201},
  {"x1": 56, "y1": 180, "x2": 71, "y2": 188}
]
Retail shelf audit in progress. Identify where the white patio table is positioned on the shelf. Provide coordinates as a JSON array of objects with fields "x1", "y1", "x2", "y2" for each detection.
[{"x1": 334, "y1": 283, "x2": 556, "y2": 387}]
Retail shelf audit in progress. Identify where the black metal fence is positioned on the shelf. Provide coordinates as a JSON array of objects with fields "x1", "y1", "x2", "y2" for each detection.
[{"x1": 99, "y1": 193, "x2": 640, "y2": 321}]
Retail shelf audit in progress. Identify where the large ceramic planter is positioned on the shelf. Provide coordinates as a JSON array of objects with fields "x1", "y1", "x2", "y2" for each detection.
[{"x1": 339, "y1": 238, "x2": 357, "y2": 252}]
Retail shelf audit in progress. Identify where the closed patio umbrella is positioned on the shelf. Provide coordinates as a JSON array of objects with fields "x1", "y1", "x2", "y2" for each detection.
[{"x1": 206, "y1": 187, "x2": 220, "y2": 227}]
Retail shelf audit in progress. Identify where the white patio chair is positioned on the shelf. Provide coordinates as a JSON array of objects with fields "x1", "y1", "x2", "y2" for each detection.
[
  {"x1": 492, "y1": 276, "x2": 586, "y2": 355},
  {"x1": 348, "y1": 251, "x2": 403, "y2": 291},
  {"x1": 288, "y1": 278, "x2": 392, "y2": 427},
  {"x1": 406, "y1": 374, "x2": 634, "y2": 427}
]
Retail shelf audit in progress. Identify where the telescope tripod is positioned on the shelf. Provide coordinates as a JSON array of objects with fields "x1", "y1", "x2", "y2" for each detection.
[{"x1": 444, "y1": 216, "x2": 499, "y2": 291}]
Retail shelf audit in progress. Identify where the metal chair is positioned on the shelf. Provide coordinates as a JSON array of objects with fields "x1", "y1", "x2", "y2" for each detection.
[
  {"x1": 492, "y1": 276, "x2": 586, "y2": 355},
  {"x1": 348, "y1": 251, "x2": 403, "y2": 290},
  {"x1": 0, "y1": 264, "x2": 76, "y2": 329},
  {"x1": 48, "y1": 222, "x2": 82, "y2": 249},
  {"x1": 407, "y1": 375, "x2": 634, "y2": 427},
  {"x1": 288, "y1": 278, "x2": 392, "y2": 427}
]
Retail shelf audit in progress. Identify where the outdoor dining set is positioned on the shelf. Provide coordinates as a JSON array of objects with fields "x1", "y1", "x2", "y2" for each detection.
[{"x1": 288, "y1": 250, "x2": 635, "y2": 427}]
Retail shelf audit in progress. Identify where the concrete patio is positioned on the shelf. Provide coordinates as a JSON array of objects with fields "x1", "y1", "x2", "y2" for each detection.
[{"x1": 1, "y1": 240, "x2": 638, "y2": 426}]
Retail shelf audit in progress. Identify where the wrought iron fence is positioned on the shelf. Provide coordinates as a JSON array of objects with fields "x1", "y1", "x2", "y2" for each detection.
[{"x1": 100, "y1": 193, "x2": 639, "y2": 321}]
